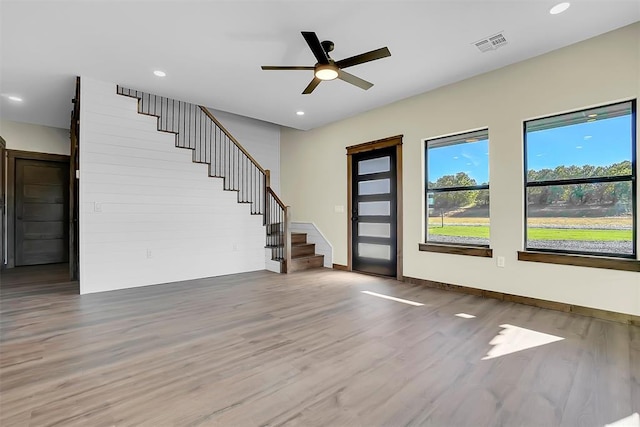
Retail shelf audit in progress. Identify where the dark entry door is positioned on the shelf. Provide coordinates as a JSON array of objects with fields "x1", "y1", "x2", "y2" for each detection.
[
  {"x1": 351, "y1": 146, "x2": 397, "y2": 276},
  {"x1": 15, "y1": 159, "x2": 69, "y2": 266}
]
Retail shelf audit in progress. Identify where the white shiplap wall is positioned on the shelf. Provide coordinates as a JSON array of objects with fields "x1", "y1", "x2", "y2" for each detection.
[{"x1": 79, "y1": 77, "x2": 267, "y2": 294}]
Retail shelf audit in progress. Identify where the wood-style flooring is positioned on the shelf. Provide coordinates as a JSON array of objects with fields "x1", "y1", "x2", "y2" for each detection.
[{"x1": 1, "y1": 264, "x2": 638, "y2": 426}]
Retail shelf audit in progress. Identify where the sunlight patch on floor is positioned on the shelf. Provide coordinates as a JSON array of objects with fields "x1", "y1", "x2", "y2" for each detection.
[
  {"x1": 361, "y1": 291, "x2": 424, "y2": 306},
  {"x1": 482, "y1": 324, "x2": 564, "y2": 360},
  {"x1": 605, "y1": 413, "x2": 640, "y2": 427},
  {"x1": 455, "y1": 313, "x2": 476, "y2": 319}
]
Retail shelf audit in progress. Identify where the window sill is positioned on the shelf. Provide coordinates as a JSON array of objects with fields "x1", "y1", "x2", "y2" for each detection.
[
  {"x1": 419, "y1": 243, "x2": 493, "y2": 258},
  {"x1": 517, "y1": 251, "x2": 640, "y2": 272}
]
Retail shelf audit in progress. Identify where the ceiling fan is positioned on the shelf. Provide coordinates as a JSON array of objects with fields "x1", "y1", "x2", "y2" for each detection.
[{"x1": 261, "y1": 31, "x2": 391, "y2": 94}]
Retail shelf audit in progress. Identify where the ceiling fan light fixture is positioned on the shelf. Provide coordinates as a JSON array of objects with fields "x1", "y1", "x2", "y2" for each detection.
[{"x1": 315, "y1": 64, "x2": 338, "y2": 81}]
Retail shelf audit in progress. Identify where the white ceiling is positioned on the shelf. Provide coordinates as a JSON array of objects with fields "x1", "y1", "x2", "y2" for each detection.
[{"x1": 1, "y1": 0, "x2": 638, "y2": 131}]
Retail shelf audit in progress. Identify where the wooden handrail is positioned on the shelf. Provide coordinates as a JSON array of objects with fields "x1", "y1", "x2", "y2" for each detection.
[
  {"x1": 266, "y1": 187, "x2": 286, "y2": 210},
  {"x1": 199, "y1": 106, "x2": 266, "y2": 175}
]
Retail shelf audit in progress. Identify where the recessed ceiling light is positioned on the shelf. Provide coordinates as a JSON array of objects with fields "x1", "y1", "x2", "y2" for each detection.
[
  {"x1": 465, "y1": 138, "x2": 478, "y2": 142},
  {"x1": 153, "y1": 70, "x2": 166, "y2": 77},
  {"x1": 587, "y1": 113, "x2": 597, "y2": 118},
  {"x1": 550, "y1": 2, "x2": 570, "y2": 15},
  {"x1": 296, "y1": 111, "x2": 305, "y2": 116},
  {"x1": 7, "y1": 95, "x2": 23, "y2": 102}
]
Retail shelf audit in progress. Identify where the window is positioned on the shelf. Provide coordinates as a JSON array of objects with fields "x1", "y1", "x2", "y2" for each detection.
[
  {"x1": 524, "y1": 100, "x2": 636, "y2": 258},
  {"x1": 425, "y1": 129, "x2": 490, "y2": 247}
]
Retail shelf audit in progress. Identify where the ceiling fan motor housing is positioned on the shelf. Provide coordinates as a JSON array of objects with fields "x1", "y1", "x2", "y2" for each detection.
[{"x1": 321, "y1": 40, "x2": 335, "y2": 54}]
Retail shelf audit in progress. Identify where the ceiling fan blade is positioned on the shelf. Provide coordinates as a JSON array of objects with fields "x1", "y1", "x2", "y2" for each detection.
[
  {"x1": 302, "y1": 77, "x2": 321, "y2": 94},
  {"x1": 302, "y1": 31, "x2": 330, "y2": 64},
  {"x1": 336, "y1": 47, "x2": 391, "y2": 69},
  {"x1": 337, "y1": 70, "x2": 373, "y2": 90},
  {"x1": 261, "y1": 66, "x2": 314, "y2": 70}
]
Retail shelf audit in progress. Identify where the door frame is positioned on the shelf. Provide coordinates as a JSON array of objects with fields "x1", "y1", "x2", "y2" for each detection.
[
  {"x1": 1, "y1": 137, "x2": 5, "y2": 270},
  {"x1": 70, "y1": 76, "x2": 80, "y2": 280},
  {"x1": 346, "y1": 135, "x2": 403, "y2": 280},
  {"x1": 6, "y1": 150, "x2": 70, "y2": 268}
]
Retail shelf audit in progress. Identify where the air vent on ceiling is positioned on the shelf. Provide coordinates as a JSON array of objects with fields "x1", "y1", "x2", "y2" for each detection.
[{"x1": 474, "y1": 32, "x2": 508, "y2": 53}]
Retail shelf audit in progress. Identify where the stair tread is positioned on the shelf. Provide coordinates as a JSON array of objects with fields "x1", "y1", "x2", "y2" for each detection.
[{"x1": 291, "y1": 254, "x2": 324, "y2": 260}]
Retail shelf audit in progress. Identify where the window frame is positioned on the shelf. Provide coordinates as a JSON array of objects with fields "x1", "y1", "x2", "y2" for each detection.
[
  {"x1": 522, "y1": 99, "x2": 637, "y2": 260},
  {"x1": 424, "y1": 128, "x2": 490, "y2": 248}
]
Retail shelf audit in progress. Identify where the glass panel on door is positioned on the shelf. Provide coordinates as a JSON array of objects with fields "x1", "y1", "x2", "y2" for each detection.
[
  {"x1": 358, "y1": 179, "x2": 390, "y2": 195},
  {"x1": 358, "y1": 243, "x2": 391, "y2": 260},
  {"x1": 358, "y1": 223, "x2": 391, "y2": 238},
  {"x1": 358, "y1": 201, "x2": 390, "y2": 216},
  {"x1": 358, "y1": 157, "x2": 390, "y2": 175}
]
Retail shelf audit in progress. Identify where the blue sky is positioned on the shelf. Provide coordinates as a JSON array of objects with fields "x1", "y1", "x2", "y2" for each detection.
[
  {"x1": 428, "y1": 139, "x2": 489, "y2": 184},
  {"x1": 526, "y1": 115, "x2": 632, "y2": 172},
  {"x1": 427, "y1": 115, "x2": 632, "y2": 184}
]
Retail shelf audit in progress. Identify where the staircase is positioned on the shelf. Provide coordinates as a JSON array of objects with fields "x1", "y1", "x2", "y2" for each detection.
[
  {"x1": 116, "y1": 86, "x2": 323, "y2": 273},
  {"x1": 290, "y1": 232, "x2": 324, "y2": 272}
]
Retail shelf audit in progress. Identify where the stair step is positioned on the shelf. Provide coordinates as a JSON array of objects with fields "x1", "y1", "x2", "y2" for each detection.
[
  {"x1": 289, "y1": 254, "x2": 324, "y2": 273},
  {"x1": 291, "y1": 232, "x2": 307, "y2": 244},
  {"x1": 291, "y1": 243, "x2": 315, "y2": 258}
]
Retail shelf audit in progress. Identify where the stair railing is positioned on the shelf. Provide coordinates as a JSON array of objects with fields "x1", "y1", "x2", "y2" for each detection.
[
  {"x1": 265, "y1": 174, "x2": 291, "y2": 272},
  {"x1": 117, "y1": 86, "x2": 291, "y2": 272}
]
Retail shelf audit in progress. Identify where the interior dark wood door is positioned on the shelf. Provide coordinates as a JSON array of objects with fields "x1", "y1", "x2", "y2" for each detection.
[
  {"x1": 15, "y1": 159, "x2": 69, "y2": 266},
  {"x1": 351, "y1": 146, "x2": 397, "y2": 276}
]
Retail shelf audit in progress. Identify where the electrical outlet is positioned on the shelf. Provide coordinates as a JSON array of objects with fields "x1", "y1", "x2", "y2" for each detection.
[
  {"x1": 334, "y1": 205, "x2": 345, "y2": 213},
  {"x1": 94, "y1": 202, "x2": 102, "y2": 212},
  {"x1": 146, "y1": 249, "x2": 152, "y2": 259},
  {"x1": 497, "y1": 256, "x2": 505, "y2": 268},
  {"x1": 232, "y1": 244, "x2": 239, "y2": 251}
]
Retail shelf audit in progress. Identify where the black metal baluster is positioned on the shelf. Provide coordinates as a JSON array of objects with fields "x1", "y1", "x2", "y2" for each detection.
[
  {"x1": 202, "y1": 111, "x2": 205, "y2": 163},
  {"x1": 252, "y1": 165, "x2": 254, "y2": 213},
  {"x1": 278, "y1": 201, "x2": 282, "y2": 260},
  {"x1": 214, "y1": 126, "x2": 218, "y2": 176},
  {"x1": 208, "y1": 119, "x2": 212, "y2": 167},
  {"x1": 224, "y1": 136, "x2": 228, "y2": 189},
  {"x1": 188, "y1": 103, "x2": 191, "y2": 148},
  {"x1": 177, "y1": 102, "x2": 181, "y2": 147}
]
